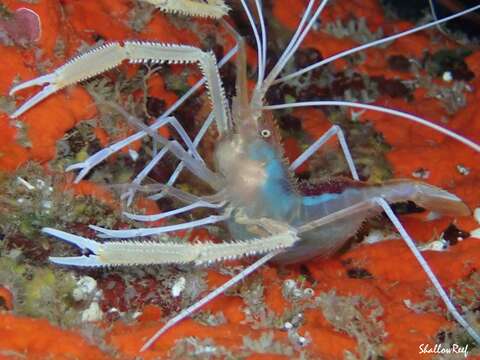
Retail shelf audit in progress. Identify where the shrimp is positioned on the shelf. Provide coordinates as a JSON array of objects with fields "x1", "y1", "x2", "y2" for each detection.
[{"x1": 7, "y1": 0, "x2": 480, "y2": 354}]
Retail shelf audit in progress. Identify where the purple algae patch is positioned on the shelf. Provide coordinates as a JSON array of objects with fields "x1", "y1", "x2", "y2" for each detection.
[{"x1": 0, "y1": 7, "x2": 41, "y2": 47}]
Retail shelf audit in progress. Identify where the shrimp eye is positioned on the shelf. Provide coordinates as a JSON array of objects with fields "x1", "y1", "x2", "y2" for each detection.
[{"x1": 260, "y1": 129, "x2": 271, "y2": 138}]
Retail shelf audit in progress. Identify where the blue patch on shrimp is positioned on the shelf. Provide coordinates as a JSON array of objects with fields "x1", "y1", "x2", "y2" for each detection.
[{"x1": 302, "y1": 193, "x2": 339, "y2": 206}]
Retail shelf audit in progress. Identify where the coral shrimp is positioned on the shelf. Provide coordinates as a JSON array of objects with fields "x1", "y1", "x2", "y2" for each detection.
[{"x1": 6, "y1": 0, "x2": 480, "y2": 356}]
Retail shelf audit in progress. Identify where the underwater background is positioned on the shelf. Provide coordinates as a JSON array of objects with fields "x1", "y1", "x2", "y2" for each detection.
[{"x1": 0, "y1": 0, "x2": 479, "y2": 358}]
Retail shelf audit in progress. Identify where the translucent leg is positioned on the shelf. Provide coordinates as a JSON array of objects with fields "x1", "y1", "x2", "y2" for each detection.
[
  {"x1": 101, "y1": 100, "x2": 204, "y2": 163},
  {"x1": 66, "y1": 116, "x2": 174, "y2": 183},
  {"x1": 297, "y1": 197, "x2": 480, "y2": 345},
  {"x1": 122, "y1": 146, "x2": 170, "y2": 206},
  {"x1": 140, "y1": 249, "x2": 282, "y2": 352},
  {"x1": 142, "y1": 183, "x2": 226, "y2": 205},
  {"x1": 121, "y1": 127, "x2": 210, "y2": 206},
  {"x1": 377, "y1": 197, "x2": 480, "y2": 344},
  {"x1": 149, "y1": 112, "x2": 215, "y2": 201},
  {"x1": 289, "y1": 124, "x2": 359, "y2": 180},
  {"x1": 90, "y1": 214, "x2": 228, "y2": 238},
  {"x1": 124, "y1": 182, "x2": 226, "y2": 213},
  {"x1": 123, "y1": 200, "x2": 226, "y2": 222},
  {"x1": 66, "y1": 114, "x2": 223, "y2": 189}
]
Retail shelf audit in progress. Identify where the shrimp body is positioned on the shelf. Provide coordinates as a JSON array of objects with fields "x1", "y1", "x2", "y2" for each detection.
[{"x1": 219, "y1": 134, "x2": 470, "y2": 264}]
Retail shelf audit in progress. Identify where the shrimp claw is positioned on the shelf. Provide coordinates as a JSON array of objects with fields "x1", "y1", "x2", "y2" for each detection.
[{"x1": 43, "y1": 228, "x2": 104, "y2": 267}]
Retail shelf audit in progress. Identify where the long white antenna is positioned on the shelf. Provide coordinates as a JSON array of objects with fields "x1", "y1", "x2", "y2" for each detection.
[
  {"x1": 254, "y1": 0, "x2": 267, "y2": 84},
  {"x1": 263, "y1": 0, "x2": 330, "y2": 91},
  {"x1": 263, "y1": 0, "x2": 315, "y2": 87},
  {"x1": 240, "y1": 0, "x2": 264, "y2": 89},
  {"x1": 265, "y1": 101, "x2": 480, "y2": 152},
  {"x1": 275, "y1": 4, "x2": 480, "y2": 84}
]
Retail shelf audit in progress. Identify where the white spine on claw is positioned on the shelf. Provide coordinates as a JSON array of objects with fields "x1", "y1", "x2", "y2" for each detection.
[
  {"x1": 142, "y1": 0, "x2": 230, "y2": 19},
  {"x1": 97, "y1": 230, "x2": 298, "y2": 266}
]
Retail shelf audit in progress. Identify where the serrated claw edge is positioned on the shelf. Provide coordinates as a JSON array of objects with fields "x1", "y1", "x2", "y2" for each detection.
[{"x1": 142, "y1": 0, "x2": 230, "y2": 19}]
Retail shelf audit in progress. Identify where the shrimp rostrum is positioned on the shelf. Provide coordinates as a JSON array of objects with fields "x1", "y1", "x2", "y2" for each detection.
[{"x1": 9, "y1": 0, "x2": 480, "y2": 352}]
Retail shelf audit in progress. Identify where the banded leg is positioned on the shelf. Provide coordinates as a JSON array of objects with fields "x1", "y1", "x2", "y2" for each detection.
[
  {"x1": 10, "y1": 41, "x2": 231, "y2": 135},
  {"x1": 289, "y1": 124, "x2": 359, "y2": 180},
  {"x1": 297, "y1": 197, "x2": 480, "y2": 345}
]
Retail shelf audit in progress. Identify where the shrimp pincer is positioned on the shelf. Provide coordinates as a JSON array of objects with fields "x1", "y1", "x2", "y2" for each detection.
[{"x1": 8, "y1": 0, "x2": 480, "y2": 352}]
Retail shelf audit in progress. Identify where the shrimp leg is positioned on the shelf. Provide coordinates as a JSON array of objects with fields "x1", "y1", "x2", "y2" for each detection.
[
  {"x1": 10, "y1": 42, "x2": 231, "y2": 135},
  {"x1": 140, "y1": 249, "x2": 282, "y2": 352},
  {"x1": 297, "y1": 197, "x2": 480, "y2": 344},
  {"x1": 289, "y1": 124, "x2": 359, "y2": 180}
]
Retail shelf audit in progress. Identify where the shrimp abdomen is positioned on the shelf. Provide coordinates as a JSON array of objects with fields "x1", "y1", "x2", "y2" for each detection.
[{"x1": 274, "y1": 179, "x2": 469, "y2": 264}]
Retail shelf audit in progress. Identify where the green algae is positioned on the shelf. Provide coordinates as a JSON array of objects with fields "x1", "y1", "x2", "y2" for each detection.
[
  {"x1": 0, "y1": 255, "x2": 79, "y2": 327},
  {"x1": 0, "y1": 162, "x2": 122, "y2": 243}
]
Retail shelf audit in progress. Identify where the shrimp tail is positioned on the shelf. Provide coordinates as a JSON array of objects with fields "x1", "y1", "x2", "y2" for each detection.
[{"x1": 376, "y1": 179, "x2": 471, "y2": 217}]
